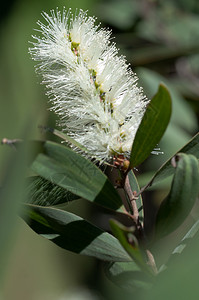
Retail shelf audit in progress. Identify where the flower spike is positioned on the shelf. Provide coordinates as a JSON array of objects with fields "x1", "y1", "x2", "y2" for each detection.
[{"x1": 29, "y1": 8, "x2": 149, "y2": 163}]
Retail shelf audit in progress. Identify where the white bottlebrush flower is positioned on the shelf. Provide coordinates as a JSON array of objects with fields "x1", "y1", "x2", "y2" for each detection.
[{"x1": 29, "y1": 8, "x2": 149, "y2": 163}]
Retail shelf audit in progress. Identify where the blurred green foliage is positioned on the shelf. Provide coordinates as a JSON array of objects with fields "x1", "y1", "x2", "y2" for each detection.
[{"x1": 0, "y1": 0, "x2": 198, "y2": 299}]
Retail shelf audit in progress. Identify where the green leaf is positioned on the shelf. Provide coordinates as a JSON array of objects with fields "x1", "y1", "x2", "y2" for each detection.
[
  {"x1": 141, "y1": 220, "x2": 199, "y2": 300},
  {"x1": 22, "y1": 204, "x2": 131, "y2": 262},
  {"x1": 130, "y1": 84, "x2": 172, "y2": 167},
  {"x1": 25, "y1": 176, "x2": 79, "y2": 206},
  {"x1": 159, "y1": 219, "x2": 199, "y2": 273},
  {"x1": 137, "y1": 67, "x2": 197, "y2": 133},
  {"x1": 103, "y1": 261, "x2": 152, "y2": 291},
  {"x1": 128, "y1": 171, "x2": 144, "y2": 223},
  {"x1": 155, "y1": 153, "x2": 199, "y2": 239},
  {"x1": 148, "y1": 132, "x2": 199, "y2": 187},
  {"x1": 172, "y1": 219, "x2": 199, "y2": 254},
  {"x1": 110, "y1": 220, "x2": 153, "y2": 275},
  {"x1": 31, "y1": 141, "x2": 122, "y2": 210}
]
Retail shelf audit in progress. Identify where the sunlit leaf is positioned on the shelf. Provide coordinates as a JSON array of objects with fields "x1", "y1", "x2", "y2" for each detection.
[
  {"x1": 31, "y1": 141, "x2": 122, "y2": 210},
  {"x1": 22, "y1": 204, "x2": 131, "y2": 262}
]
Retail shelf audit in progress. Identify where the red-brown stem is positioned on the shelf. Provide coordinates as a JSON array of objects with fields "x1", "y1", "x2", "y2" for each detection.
[
  {"x1": 120, "y1": 169, "x2": 158, "y2": 275},
  {"x1": 124, "y1": 174, "x2": 139, "y2": 222},
  {"x1": 146, "y1": 249, "x2": 158, "y2": 275}
]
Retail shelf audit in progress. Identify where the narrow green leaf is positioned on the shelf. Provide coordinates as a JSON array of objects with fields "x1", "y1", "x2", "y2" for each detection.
[
  {"x1": 173, "y1": 219, "x2": 199, "y2": 254},
  {"x1": 103, "y1": 261, "x2": 152, "y2": 291},
  {"x1": 128, "y1": 171, "x2": 144, "y2": 223},
  {"x1": 147, "y1": 132, "x2": 199, "y2": 187},
  {"x1": 155, "y1": 153, "x2": 199, "y2": 239},
  {"x1": 137, "y1": 67, "x2": 197, "y2": 132},
  {"x1": 22, "y1": 204, "x2": 131, "y2": 262},
  {"x1": 110, "y1": 220, "x2": 153, "y2": 275},
  {"x1": 130, "y1": 84, "x2": 172, "y2": 167},
  {"x1": 31, "y1": 141, "x2": 122, "y2": 210},
  {"x1": 143, "y1": 225, "x2": 199, "y2": 300},
  {"x1": 159, "y1": 219, "x2": 199, "y2": 273},
  {"x1": 25, "y1": 176, "x2": 79, "y2": 206}
]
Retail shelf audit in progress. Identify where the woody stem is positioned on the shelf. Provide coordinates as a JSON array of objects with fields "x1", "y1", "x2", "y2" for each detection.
[{"x1": 124, "y1": 174, "x2": 139, "y2": 221}]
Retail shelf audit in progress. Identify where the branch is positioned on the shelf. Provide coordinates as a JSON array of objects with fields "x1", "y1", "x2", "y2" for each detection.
[{"x1": 124, "y1": 174, "x2": 139, "y2": 222}]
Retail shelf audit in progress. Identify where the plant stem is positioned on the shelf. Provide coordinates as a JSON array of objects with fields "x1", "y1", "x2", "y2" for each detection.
[
  {"x1": 146, "y1": 249, "x2": 158, "y2": 275},
  {"x1": 124, "y1": 174, "x2": 139, "y2": 222},
  {"x1": 119, "y1": 169, "x2": 158, "y2": 275}
]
